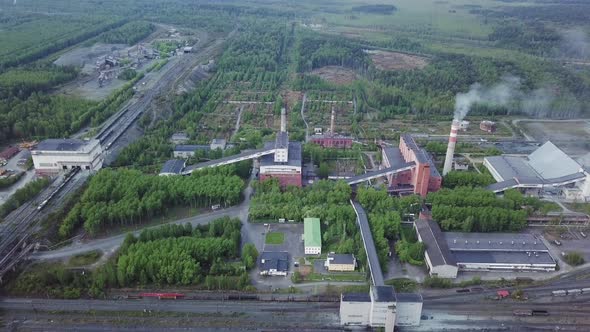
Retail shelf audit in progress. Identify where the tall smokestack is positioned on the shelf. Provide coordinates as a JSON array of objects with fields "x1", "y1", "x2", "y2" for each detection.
[
  {"x1": 442, "y1": 120, "x2": 460, "y2": 176},
  {"x1": 280, "y1": 108, "x2": 286, "y2": 132},
  {"x1": 330, "y1": 106, "x2": 335, "y2": 134}
]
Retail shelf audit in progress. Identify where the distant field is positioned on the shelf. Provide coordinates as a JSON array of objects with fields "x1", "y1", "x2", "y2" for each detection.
[{"x1": 317, "y1": 0, "x2": 496, "y2": 40}]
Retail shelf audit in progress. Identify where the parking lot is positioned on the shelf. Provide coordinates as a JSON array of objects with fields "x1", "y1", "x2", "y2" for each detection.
[
  {"x1": 0, "y1": 149, "x2": 35, "y2": 206},
  {"x1": 529, "y1": 226, "x2": 590, "y2": 268},
  {"x1": 248, "y1": 222, "x2": 305, "y2": 290}
]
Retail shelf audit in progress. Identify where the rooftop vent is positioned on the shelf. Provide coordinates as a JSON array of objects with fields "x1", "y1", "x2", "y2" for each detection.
[{"x1": 454, "y1": 239, "x2": 457, "y2": 244}]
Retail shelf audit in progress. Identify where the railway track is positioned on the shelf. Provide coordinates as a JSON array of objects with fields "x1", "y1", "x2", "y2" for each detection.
[{"x1": 0, "y1": 170, "x2": 86, "y2": 281}]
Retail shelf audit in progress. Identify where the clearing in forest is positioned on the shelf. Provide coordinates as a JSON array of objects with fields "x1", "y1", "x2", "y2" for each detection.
[
  {"x1": 370, "y1": 50, "x2": 429, "y2": 71},
  {"x1": 310, "y1": 66, "x2": 357, "y2": 85}
]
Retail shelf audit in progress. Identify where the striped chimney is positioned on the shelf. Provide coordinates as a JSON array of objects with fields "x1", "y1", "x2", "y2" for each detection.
[{"x1": 442, "y1": 120, "x2": 460, "y2": 176}]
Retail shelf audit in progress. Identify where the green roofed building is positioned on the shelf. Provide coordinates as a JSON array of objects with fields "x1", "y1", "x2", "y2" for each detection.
[{"x1": 304, "y1": 217, "x2": 321, "y2": 255}]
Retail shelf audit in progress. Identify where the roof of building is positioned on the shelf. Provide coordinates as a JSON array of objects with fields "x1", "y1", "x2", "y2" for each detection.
[
  {"x1": 259, "y1": 251, "x2": 289, "y2": 272},
  {"x1": 372, "y1": 285, "x2": 397, "y2": 302},
  {"x1": 327, "y1": 253, "x2": 355, "y2": 265},
  {"x1": 383, "y1": 147, "x2": 406, "y2": 168},
  {"x1": 174, "y1": 145, "x2": 210, "y2": 152},
  {"x1": 342, "y1": 293, "x2": 371, "y2": 302},
  {"x1": 425, "y1": 152, "x2": 441, "y2": 179},
  {"x1": 395, "y1": 293, "x2": 423, "y2": 303},
  {"x1": 453, "y1": 251, "x2": 555, "y2": 265},
  {"x1": 401, "y1": 134, "x2": 428, "y2": 164},
  {"x1": 36, "y1": 139, "x2": 97, "y2": 152},
  {"x1": 528, "y1": 141, "x2": 581, "y2": 179},
  {"x1": 443, "y1": 232, "x2": 549, "y2": 252},
  {"x1": 260, "y1": 141, "x2": 302, "y2": 167},
  {"x1": 414, "y1": 219, "x2": 456, "y2": 267},
  {"x1": 304, "y1": 217, "x2": 322, "y2": 248},
  {"x1": 160, "y1": 159, "x2": 185, "y2": 174},
  {"x1": 275, "y1": 131, "x2": 289, "y2": 149},
  {"x1": 484, "y1": 141, "x2": 584, "y2": 188}
]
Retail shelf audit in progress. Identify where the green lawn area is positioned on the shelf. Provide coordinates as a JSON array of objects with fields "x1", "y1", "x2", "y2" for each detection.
[
  {"x1": 67, "y1": 250, "x2": 102, "y2": 266},
  {"x1": 265, "y1": 232, "x2": 285, "y2": 245},
  {"x1": 306, "y1": 272, "x2": 366, "y2": 282}
]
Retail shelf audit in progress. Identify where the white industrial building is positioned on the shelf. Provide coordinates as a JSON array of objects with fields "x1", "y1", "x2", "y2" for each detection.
[
  {"x1": 32, "y1": 139, "x2": 103, "y2": 175},
  {"x1": 484, "y1": 141, "x2": 590, "y2": 201},
  {"x1": 414, "y1": 219, "x2": 459, "y2": 279},
  {"x1": 340, "y1": 286, "x2": 422, "y2": 328},
  {"x1": 415, "y1": 218, "x2": 556, "y2": 278}
]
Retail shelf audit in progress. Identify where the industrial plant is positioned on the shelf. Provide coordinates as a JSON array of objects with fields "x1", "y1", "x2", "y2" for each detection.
[{"x1": 31, "y1": 138, "x2": 104, "y2": 175}]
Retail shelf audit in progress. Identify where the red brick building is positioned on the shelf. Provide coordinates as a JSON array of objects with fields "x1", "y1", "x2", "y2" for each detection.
[
  {"x1": 310, "y1": 135, "x2": 353, "y2": 149},
  {"x1": 381, "y1": 134, "x2": 442, "y2": 197}
]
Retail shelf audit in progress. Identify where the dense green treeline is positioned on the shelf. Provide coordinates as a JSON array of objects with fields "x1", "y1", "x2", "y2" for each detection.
[
  {"x1": 427, "y1": 187, "x2": 542, "y2": 232},
  {"x1": 59, "y1": 167, "x2": 244, "y2": 237},
  {"x1": 0, "y1": 65, "x2": 78, "y2": 99},
  {"x1": 0, "y1": 13, "x2": 124, "y2": 69},
  {"x1": 295, "y1": 33, "x2": 371, "y2": 73},
  {"x1": 442, "y1": 171, "x2": 495, "y2": 189},
  {"x1": 97, "y1": 21, "x2": 155, "y2": 45}
]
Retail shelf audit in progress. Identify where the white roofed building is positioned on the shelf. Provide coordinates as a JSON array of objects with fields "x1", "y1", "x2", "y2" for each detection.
[{"x1": 484, "y1": 141, "x2": 590, "y2": 201}]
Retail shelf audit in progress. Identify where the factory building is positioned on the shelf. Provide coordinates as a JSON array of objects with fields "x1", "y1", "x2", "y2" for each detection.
[
  {"x1": 381, "y1": 134, "x2": 442, "y2": 197},
  {"x1": 259, "y1": 109, "x2": 302, "y2": 188},
  {"x1": 415, "y1": 218, "x2": 556, "y2": 278},
  {"x1": 414, "y1": 219, "x2": 458, "y2": 279},
  {"x1": 484, "y1": 141, "x2": 590, "y2": 201},
  {"x1": 173, "y1": 145, "x2": 210, "y2": 158},
  {"x1": 340, "y1": 286, "x2": 422, "y2": 328},
  {"x1": 32, "y1": 139, "x2": 103, "y2": 175},
  {"x1": 310, "y1": 106, "x2": 353, "y2": 149},
  {"x1": 304, "y1": 217, "x2": 322, "y2": 255}
]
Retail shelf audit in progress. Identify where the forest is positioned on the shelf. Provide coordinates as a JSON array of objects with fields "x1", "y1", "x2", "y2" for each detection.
[
  {"x1": 357, "y1": 187, "x2": 424, "y2": 269},
  {"x1": 59, "y1": 166, "x2": 244, "y2": 238},
  {"x1": 8, "y1": 217, "x2": 255, "y2": 298},
  {"x1": 426, "y1": 187, "x2": 553, "y2": 232}
]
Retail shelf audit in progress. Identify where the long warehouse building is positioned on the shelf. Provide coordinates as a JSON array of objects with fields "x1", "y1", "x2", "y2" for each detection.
[
  {"x1": 32, "y1": 139, "x2": 103, "y2": 175},
  {"x1": 414, "y1": 218, "x2": 556, "y2": 279}
]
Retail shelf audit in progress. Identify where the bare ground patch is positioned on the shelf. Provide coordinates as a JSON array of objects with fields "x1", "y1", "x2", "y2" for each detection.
[
  {"x1": 370, "y1": 50, "x2": 429, "y2": 71},
  {"x1": 310, "y1": 66, "x2": 357, "y2": 85}
]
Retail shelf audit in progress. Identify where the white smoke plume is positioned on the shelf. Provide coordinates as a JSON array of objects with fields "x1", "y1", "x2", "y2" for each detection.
[
  {"x1": 453, "y1": 76, "x2": 573, "y2": 120},
  {"x1": 453, "y1": 76, "x2": 520, "y2": 121}
]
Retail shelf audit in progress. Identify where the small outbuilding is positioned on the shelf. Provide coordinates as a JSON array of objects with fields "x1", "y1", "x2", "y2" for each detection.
[
  {"x1": 325, "y1": 253, "x2": 356, "y2": 271},
  {"x1": 259, "y1": 251, "x2": 289, "y2": 276}
]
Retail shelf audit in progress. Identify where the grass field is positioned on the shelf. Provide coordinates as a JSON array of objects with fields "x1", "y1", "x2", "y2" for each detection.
[
  {"x1": 265, "y1": 232, "x2": 285, "y2": 245},
  {"x1": 67, "y1": 250, "x2": 102, "y2": 267}
]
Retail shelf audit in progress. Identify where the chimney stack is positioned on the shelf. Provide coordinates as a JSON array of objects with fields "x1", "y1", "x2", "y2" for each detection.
[
  {"x1": 330, "y1": 106, "x2": 335, "y2": 134},
  {"x1": 280, "y1": 107, "x2": 286, "y2": 132},
  {"x1": 442, "y1": 120, "x2": 460, "y2": 176}
]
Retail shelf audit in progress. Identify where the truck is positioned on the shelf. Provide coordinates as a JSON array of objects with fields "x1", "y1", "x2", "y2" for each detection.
[
  {"x1": 568, "y1": 289, "x2": 582, "y2": 295},
  {"x1": 513, "y1": 309, "x2": 533, "y2": 316}
]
